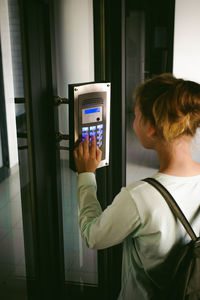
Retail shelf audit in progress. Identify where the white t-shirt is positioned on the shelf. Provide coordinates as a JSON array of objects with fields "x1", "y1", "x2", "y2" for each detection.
[{"x1": 77, "y1": 172, "x2": 200, "y2": 299}]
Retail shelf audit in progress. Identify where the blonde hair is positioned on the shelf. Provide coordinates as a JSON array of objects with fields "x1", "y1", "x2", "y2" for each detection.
[{"x1": 134, "y1": 73, "x2": 200, "y2": 142}]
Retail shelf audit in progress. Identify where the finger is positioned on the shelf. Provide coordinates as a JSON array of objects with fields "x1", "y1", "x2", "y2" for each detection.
[
  {"x1": 96, "y1": 146, "x2": 102, "y2": 162},
  {"x1": 83, "y1": 135, "x2": 89, "y2": 155},
  {"x1": 73, "y1": 148, "x2": 78, "y2": 159},
  {"x1": 90, "y1": 135, "x2": 96, "y2": 158},
  {"x1": 78, "y1": 142, "x2": 83, "y2": 156}
]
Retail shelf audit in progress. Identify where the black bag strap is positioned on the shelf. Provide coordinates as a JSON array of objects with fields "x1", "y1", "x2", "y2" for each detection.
[{"x1": 142, "y1": 177, "x2": 198, "y2": 241}]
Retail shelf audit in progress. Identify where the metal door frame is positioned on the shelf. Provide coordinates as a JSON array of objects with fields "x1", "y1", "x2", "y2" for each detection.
[
  {"x1": 94, "y1": 0, "x2": 126, "y2": 299},
  {"x1": 19, "y1": 0, "x2": 65, "y2": 298}
]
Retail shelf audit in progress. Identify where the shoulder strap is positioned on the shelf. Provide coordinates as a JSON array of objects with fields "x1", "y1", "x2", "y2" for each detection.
[{"x1": 143, "y1": 177, "x2": 197, "y2": 241}]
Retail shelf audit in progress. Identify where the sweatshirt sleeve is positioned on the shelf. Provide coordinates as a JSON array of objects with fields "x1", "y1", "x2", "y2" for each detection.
[{"x1": 78, "y1": 172, "x2": 141, "y2": 249}]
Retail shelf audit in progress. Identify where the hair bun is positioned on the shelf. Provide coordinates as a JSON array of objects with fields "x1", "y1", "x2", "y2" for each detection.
[{"x1": 135, "y1": 74, "x2": 200, "y2": 142}]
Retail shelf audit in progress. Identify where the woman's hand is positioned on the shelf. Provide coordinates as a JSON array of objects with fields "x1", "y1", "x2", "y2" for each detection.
[{"x1": 73, "y1": 135, "x2": 102, "y2": 173}]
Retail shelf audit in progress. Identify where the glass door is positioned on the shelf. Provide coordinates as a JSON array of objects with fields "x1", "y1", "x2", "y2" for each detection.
[
  {"x1": 1, "y1": 0, "x2": 63, "y2": 299},
  {"x1": 0, "y1": 0, "x2": 29, "y2": 299},
  {"x1": 50, "y1": 1, "x2": 126, "y2": 298},
  {"x1": 0, "y1": 0, "x2": 128, "y2": 299},
  {"x1": 18, "y1": 0, "x2": 102, "y2": 298}
]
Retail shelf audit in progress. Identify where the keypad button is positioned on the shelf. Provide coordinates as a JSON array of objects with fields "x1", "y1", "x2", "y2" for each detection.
[
  {"x1": 97, "y1": 124, "x2": 103, "y2": 129},
  {"x1": 90, "y1": 132, "x2": 96, "y2": 136},
  {"x1": 90, "y1": 126, "x2": 96, "y2": 131},
  {"x1": 97, "y1": 130, "x2": 103, "y2": 135},
  {"x1": 82, "y1": 127, "x2": 89, "y2": 132},
  {"x1": 82, "y1": 133, "x2": 88, "y2": 138}
]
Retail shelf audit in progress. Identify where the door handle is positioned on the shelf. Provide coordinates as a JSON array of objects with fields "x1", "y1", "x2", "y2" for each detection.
[
  {"x1": 54, "y1": 96, "x2": 69, "y2": 105},
  {"x1": 54, "y1": 97, "x2": 70, "y2": 150},
  {"x1": 56, "y1": 132, "x2": 69, "y2": 142},
  {"x1": 56, "y1": 132, "x2": 69, "y2": 151}
]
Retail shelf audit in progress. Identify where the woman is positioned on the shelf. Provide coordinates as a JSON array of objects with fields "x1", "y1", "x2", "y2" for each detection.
[{"x1": 73, "y1": 73, "x2": 200, "y2": 299}]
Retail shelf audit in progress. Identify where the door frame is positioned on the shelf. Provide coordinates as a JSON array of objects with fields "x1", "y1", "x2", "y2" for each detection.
[
  {"x1": 94, "y1": 0, "x2": 126, "y2": 299},
  {"x1": 19, "y1": 0, "x2": 65, "y2": 299}
]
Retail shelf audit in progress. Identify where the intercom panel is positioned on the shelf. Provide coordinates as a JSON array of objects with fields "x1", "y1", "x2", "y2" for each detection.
[{"x1": 69, "y1": 82, "x2": 111, "y2": 171}]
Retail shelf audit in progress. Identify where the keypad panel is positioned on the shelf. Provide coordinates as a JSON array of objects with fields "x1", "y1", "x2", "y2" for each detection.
[{"x1": 81, "y1": 124, "x2": 104, "y2": 148}]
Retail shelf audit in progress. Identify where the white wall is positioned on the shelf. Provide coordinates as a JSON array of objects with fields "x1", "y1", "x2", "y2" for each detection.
[
  {"x1": 0, "y1": 0, "x2": 18, "y2": 168},
  {"x1": 54, "y1": 0, "x2": 94, "y2": 96},
  {"x1": 173, "y1": 0, "x2": 200, "y2": 83},
  {"x1": 54, "y1": 0, "x2": 94, "y2": 145}
]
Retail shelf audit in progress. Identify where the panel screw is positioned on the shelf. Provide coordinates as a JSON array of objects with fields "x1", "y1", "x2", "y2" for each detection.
[
  {"x1": 107, "y1": 84, "x2": 110, "y2": 87},
  {"x1": 74, "y1": 88, "x2": 78, "y2": 91}
]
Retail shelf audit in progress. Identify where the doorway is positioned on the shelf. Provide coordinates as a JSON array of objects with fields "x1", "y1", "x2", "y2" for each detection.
[{"x1": 125, "y1": 0, "x2": 175, "y2": 185}]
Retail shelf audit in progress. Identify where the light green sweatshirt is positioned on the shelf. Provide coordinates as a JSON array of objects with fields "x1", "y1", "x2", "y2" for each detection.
[{"x1": 77, "y1": 172, "x2": 200, "y2": 299}]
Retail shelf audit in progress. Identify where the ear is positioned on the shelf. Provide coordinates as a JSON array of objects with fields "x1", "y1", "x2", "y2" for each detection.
[{"x1": 146, "y1": 120, "x2": 156, "y2": 137}]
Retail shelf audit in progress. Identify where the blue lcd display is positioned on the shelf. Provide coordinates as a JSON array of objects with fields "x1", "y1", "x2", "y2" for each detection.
[{"x1": 85, "y1": 107, "x2": 100, "y2": 114}]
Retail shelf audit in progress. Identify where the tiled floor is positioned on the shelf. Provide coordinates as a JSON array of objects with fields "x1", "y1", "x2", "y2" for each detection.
[{"x1": 0, "y1": 165, "x2": 27, "y2": 299}]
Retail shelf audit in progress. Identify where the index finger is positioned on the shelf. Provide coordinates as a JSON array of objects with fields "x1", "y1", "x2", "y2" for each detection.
[
  {"x1": 73, "y1": 147, "x2": 78, "y2": 159},
  {"x1": 83, "y1": 135, "x2": 89, "y2": 155},
  {"x1": 90, "y1": 135, "x2": 97, "y2": 158}
]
